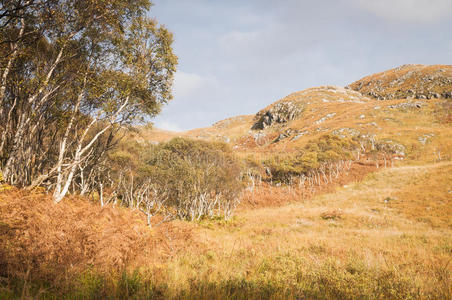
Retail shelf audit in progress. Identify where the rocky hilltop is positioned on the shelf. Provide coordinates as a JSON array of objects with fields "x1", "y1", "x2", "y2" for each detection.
[
  {"x1": 251, "y1": 86, "x2": 370, "y2": 130},
  {"x1": 347, "y1": 64, "x2": 452, "y2": 100},
  {"x1": 139, "y1": 64, "x2": 451, "y2": 161}
]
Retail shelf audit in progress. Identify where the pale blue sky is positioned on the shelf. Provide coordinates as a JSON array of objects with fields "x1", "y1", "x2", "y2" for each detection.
[{"x1": 150, "y1": 0, "x2": 452, "y2": 131}]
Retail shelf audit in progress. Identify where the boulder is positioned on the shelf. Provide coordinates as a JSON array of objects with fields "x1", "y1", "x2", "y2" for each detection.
[{"x1": 252, "y1": 101, "x2": 303, "y2": 130}]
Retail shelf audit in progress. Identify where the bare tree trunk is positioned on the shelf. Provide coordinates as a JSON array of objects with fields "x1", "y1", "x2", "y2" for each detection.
[
  {"x1": 99, "y1": 183, "x2": 104, "y2": 207},
  {"x1": 0, "y1": 18, "x2": 25, "y2": 107},
  {"x1": 2, "y1": 46, "x2": 65, "y2": 183},
  {"x1": 0, "y1": 96, "x2": 17, "y2": 154},
  {"x1": 54, "y1": 88, "x2": 84, "y2": 197},
  {"x1": 53, "y1": 97, "x2": 128, "y2": 203}
]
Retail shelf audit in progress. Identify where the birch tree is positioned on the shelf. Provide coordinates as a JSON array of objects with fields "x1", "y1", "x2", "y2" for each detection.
[{"x1": 0, "y1": 0, "x2": 177, "y2": 202}]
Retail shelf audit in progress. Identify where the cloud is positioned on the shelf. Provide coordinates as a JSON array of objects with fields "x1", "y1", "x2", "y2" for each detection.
[
  {"x1": 219, "y1": 30, "x2": 262, "y2": 49},
  {"x1": 151, "y1": 0, "x2": 452, "y2": 130},
  {"x1": 173, "y1": 71, "x2": 218, "y2": 99},
  {"x1": 350, "y1": 0, "x2": 452, "y2": 23},
  {"x1": 155, "y1": 120, "x2": 183, "y2": 132},
  {"x1": 235, "y1": 11, "x2": 264, "y2": 26}
]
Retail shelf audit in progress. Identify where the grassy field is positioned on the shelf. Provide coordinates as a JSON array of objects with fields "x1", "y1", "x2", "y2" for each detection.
[{"x1": 1, "y1": 161, "x2": 451, "y2": 299}]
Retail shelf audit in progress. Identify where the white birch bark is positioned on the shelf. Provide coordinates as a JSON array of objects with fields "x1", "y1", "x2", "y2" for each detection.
[{"x1": 53, "y1": 97, "x2": 129, "y2": 203}]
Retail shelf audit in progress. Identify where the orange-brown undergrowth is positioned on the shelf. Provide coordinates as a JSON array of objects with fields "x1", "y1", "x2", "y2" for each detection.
[
  {"x1": 0, "y1": 161, "x2": 378, "y2": 286},
  {"x1": 241, "y1": 161, "x2": 377, "y2": 208},
  {"x1": 0, "y1": 162, "x2": 451, "y2": 298},
  {"x1": 0, "y1": 190, "x2": 197, "y2": 286}
]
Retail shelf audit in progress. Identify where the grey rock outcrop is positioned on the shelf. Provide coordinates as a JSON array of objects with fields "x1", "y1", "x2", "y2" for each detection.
[
  {"x1": 388, "y1": 101, "x2": 425, "y2": 110},
  {"x1": 252, "y1": 101, "x2": 303, "y2": 130}
]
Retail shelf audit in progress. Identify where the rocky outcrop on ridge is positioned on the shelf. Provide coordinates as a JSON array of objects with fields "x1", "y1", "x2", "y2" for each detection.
[
  {"x1": 251, "y1": 86, "x2": 369, "y2": 130},
  {"x1": 347, "y1": 64, "x2": 452, "y2": 100},
  {"x1": 251, "y1": 101, "x2": 303, "y2": 130}
]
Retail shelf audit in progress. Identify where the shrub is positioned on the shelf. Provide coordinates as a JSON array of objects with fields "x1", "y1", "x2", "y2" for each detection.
[
  {"x1": 142, "y1": 138, "x2": 244, "y2": 221},
  {"x1": 264, "y1": 134, "x2": 357, "y2": 183}
]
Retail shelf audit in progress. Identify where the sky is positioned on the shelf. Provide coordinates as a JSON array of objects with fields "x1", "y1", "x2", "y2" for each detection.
[{"x1": 149, "y1": 0, "x2": 452, "y2": 131}]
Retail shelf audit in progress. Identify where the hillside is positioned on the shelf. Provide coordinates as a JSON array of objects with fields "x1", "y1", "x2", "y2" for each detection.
[
  {"x1": 143, "y1": 65, "x2": 452, "y2": 161},
  {"x1": 347, "y1": 64, "x2": 452, "y2": 100},
  {"x1": 1, "y1": 64, "x2": 451, "y2": 299}
]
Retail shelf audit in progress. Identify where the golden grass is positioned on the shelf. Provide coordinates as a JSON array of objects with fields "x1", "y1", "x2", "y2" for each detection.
[
  {"x1": 128, "y1": 161, "x2": 450, "y2": 299},
  {"x1": 347, "y1": 64, "x2": 452, "y2": 98},
  {"x1": 1, "y1": 162, "x2": 450, "y2": 298},
  {"x1": 142, "y1": 86, "x2": 451, "y2": 166},
  {"x1": 175, "y1": 162, "x2": 452, "y2": 298},
  {"x1": 390, "y1": 163, "x2": 452, "y2": 227},
  {"x1": 2, "y1": 66, "x2": 452, "y2": 298},
  {"x1": 240, "y1": 161, "x2": 377, "y2": 208}
]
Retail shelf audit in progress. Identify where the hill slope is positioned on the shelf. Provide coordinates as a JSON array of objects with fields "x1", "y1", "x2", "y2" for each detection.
[
  {"x1": 2, "y1": 64, "x2": 451, "y2": 298},
  {"x1": 347, "y1": 64, "x2": 452, "y2": 100},
  {"x1": 142, "y1": 65, "x2": 451, "y2": 163},
  {"x1": 1, "y1": 162, "x2": 451, "y2": 298}
]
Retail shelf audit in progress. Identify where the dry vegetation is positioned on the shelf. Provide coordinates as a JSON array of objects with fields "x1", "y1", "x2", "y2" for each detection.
[
  {"x1": 140, "y1": 66, "x2": 452, "y2": 162},
  {"x1": 1, "y1": 162, "x2": 451, "y2": 299},
  {"x1": 1, "y1": 64, "x2": 451, "y2": 299},
  {"x1": 241, "y1": 160, "x2": 377, "y2": 208},
  {"x1": 347, "y1": 64, "x2": 452, "y2": 100}
]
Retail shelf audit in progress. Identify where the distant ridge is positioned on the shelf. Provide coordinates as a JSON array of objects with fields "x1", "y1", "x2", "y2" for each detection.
[
  {"x1": 141, "y1": 64, "x2": 451, "y2": 158},
  {"x1": 347, "y1": 64, "x2": 452, "y2": 100}
]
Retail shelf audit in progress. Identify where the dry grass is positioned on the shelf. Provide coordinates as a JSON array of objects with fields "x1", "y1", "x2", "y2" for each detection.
[
  {"x1": 142, "y1": 84, "x2": 451, "y2": 166},
  {"x1": 1, "y1": 65, "x2": 451, "y2": 298},
  {"x1": 1, "y1": 162, "x2": 451, "y2": 298},
  {"x1": 389, "y1": 163, "x2": 452, "y2": 227},
  {"x1": 241, "y1": 161, "x2": 377, "y2": 208},
  {"x1": 185, "y1": 161, "x2": 452, "y2": 298},
  {"x1": 347, "y1": 64, "x2": 452, "y2": 99}
]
